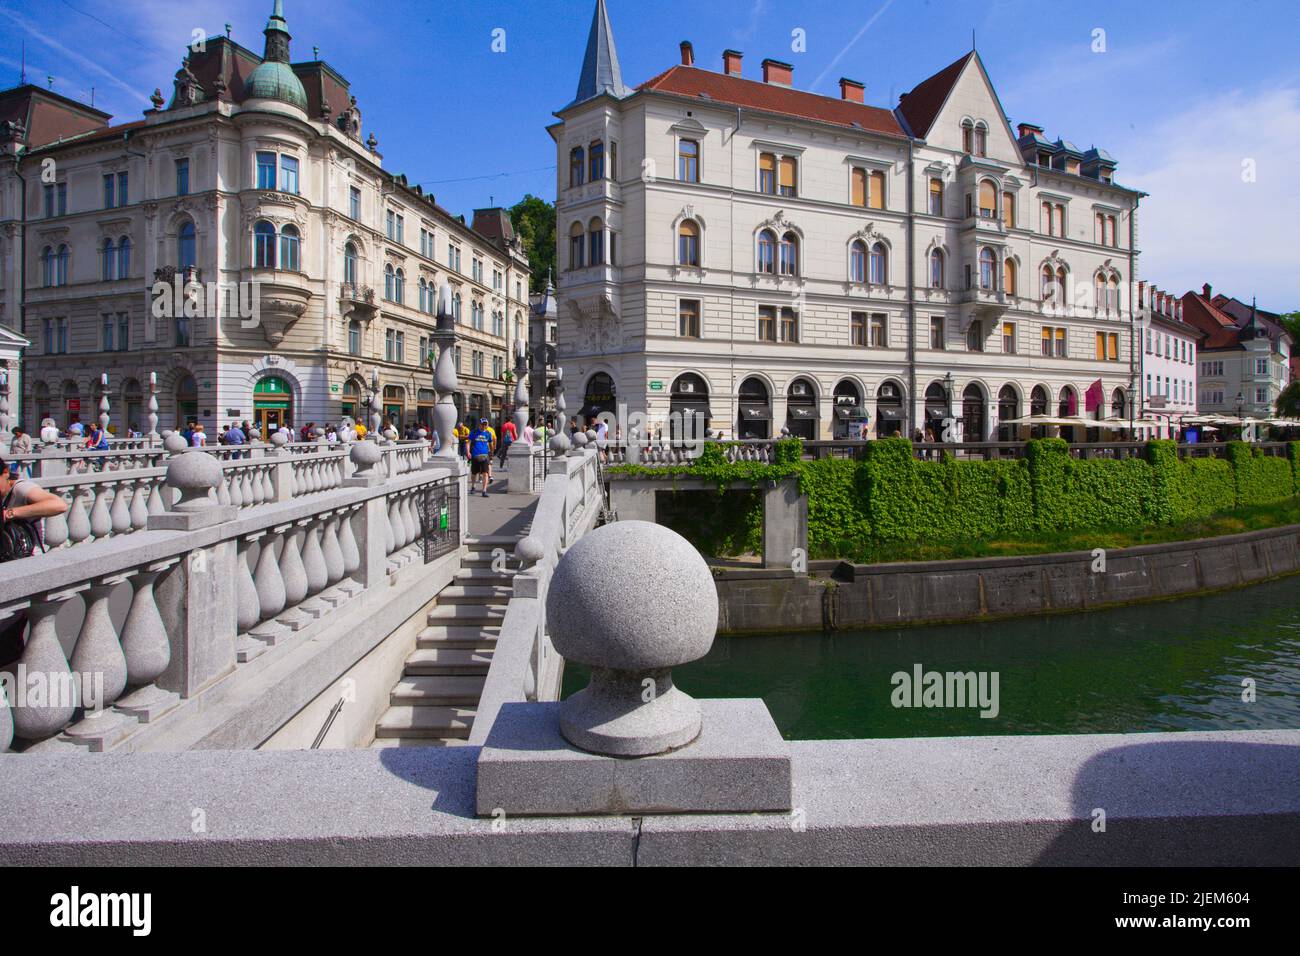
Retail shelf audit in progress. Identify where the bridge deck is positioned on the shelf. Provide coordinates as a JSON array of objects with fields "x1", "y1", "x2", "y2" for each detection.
[{"x1": 469, "y1": 475, "x2": 538, "y2": 539}]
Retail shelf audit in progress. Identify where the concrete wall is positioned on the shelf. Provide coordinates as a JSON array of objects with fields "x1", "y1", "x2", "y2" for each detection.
[
  {"x1": 2, "y1": 727, "x2": 1296, "y2": 865},
  {"x1": 714, "y1": 523, "x2": 1300, "y2": 635}
]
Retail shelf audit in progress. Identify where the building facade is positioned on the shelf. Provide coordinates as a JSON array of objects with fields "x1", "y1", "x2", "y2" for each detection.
[
  {"x1": 550, "y1": 0, "x2": 1144, "y2": 442},
  {"x1": 0, "y1": 1, "x2": 528, "y2": 438},
  {"x1": 1136, "y1": 282, "x2": 1201, "y2": 437},
  {"x1": 1182, "y1": 283, "x2": 1292, "y2": 419}
]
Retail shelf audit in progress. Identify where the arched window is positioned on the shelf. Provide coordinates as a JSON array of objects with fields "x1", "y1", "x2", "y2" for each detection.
[
  {"x1": 998, "y1": 385, "x2": 1020, "y2": 422},
  {"x1": 1095, "y1": 273, "x2": 1107, "y2": 312},
  {"x1": 961, "y1": 120, "x2": 974, "y2": 154},
  {"x1": 974, "y1": 123, "x2": 988, "y2": 157},
  {"x1": 453, "y1": 292, "x2": 462, "y2": 322},
  {"x1": 418, "y1": 278, "x2": 428, "y2": 313},
  {"x1": 102, "y1": 237, "x2": 116, "y2": 281},
  {"x1": 588, "y1": 140, "x2": 604, "y2": 181},
  {"x1": 394, "y1": 268, "x2": 405, "y2": 305},
  {"x1": 678, "y1": 219, "x2": 700, "y2": 266},
  {"x1": 179, "y1": 221, "x2": 197, "y2": 269},
  {"x1": 569, "y1": 222, "x2": 585, "y2": 270},
  {"x1": 778, "y1": 232, "x2": 798, "y2": 276},
  {"x1": 978, "y1": 180, "x2": 997, "y2": 218},
  {"x1": 850, "y1": 240, "x2": 867, "y2": 283},
  {"x1": 118, "y1": 236, "x2": 131, "y2": 279},
  {"x1": 869, "y1": 242, "x2": 887, "y2": 284},
  {"x1": 348, "y1": 320, "x2": 361, "y2": 355},
  {"x1": 929, "y1": 248, "x2": 944, "y2": 288},
  {"x1": 1030, "y1": 386, "x2": 1049, "y2": 417},
  {"x1": 384, "y1": 263, "x2": 395, "y2": 301},
  {"x1": 569, "y1": 146, "x2": 584, "y2": 188},
  {"x1": 1108, "y1": 275, "x2": 1120, "y2": 314},
  {"x1": 252, "y1": 220, "x2": 274, "y2": 269},
  {"x1": 41, "y1": 246, "x2": 54, "y2": 287},
  {"x1": 757, "y1": 229, "x2": 776, "y2": 274},
  {"x1": 55, "y1": 244, "x2": 68, "y2": 285},
  {"x1": 979, "y1": 247, "x2": 996, "y2": 290},
  {"x1": 1110, "y1": 388, "x2": 1126, "y2": 419},
  {"x1": 1057, "y1": 266, "x2": 1068, "y2": 304},
  {"x1": 279, "y1": 224, "x2": 300, "y2": 272},
  {"x1": 343, "y1": 241, "x2": 358, "y2": 287},
  {"x1": 588, "y1": 217, "x2": 604, "y2": 266},
  {"x1": 1003, "y1": 258, "x2": 1016, "y2": 296},
  {"x1": 1041, "y1": 264, "x2": 1055, "y2": 301},
  {"x1": 1002, "y1": 191, "x2": 1016, "y2": 226},
  {"x1": 1058, "y1": 386, "x2": 1077, "y2": 418}
]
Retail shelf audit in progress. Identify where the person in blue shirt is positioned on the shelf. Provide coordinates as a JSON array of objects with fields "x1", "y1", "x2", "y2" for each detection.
[
  {"x1": 468, "y1": 418, "x2": 495, "y2": 497},
  {"x1": 224, "y1": 422, "x2": 247, "y2": 460}
]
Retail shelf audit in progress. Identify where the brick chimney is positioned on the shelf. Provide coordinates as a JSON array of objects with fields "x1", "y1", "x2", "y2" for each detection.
[
  {"x1": 680, "y1": 41, "x2": 694, "y2": 66},
  {"x1": 1017, "y1": 122, "x2": 1043, "y2": 139},
  {"x1": 723, "y1": 49, "x2": 743, "y2": 77},
  {"x1": 1202, "y1": 282, "x2": 1212, "y2": 298},
  {"x1": 839, "y1": 77, "x2": 864, "y2": 103},
  {"x1": 762, "y1": 58, "x2": 793, "y2": 86}
]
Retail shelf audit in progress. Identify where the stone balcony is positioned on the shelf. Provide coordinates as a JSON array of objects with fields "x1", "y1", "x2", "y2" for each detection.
[{"x1": 240, "y1": 267, "x2": 313, "y2": 346}]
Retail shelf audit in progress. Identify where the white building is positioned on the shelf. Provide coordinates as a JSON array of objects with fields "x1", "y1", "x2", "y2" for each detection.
[
  {"x1": 1182, "y1": 284, "x2": 1292, "y2": 420},
  {"x1": 0, "y1": 1, "x2": 528, "y2": 438},
  {"x1": 550, "y1": 0, "x2": 1145, "y2": 443},
  {"x1": 1136, "y1": 282, "x2": 1201, "y2": 437}
]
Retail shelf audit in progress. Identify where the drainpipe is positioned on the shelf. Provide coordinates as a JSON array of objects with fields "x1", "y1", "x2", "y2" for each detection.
[
  {"x1": 1128, "y1": 193, "x2": 1140, "y2": 436},
  {"x1": 905, "y1": 138, "x2": 916, "y2": 438}
]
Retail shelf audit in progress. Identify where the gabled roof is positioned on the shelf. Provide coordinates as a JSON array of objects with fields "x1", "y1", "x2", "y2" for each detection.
[
  {"x1": 895, "y1": 51, "x2": 973, "y2": 137},
  {"x1": 638, "y1": 66, "x2": 905, "y2": 138},
  {"x1": 569, "y1": 0, "x2": 629, "y2": 108}
]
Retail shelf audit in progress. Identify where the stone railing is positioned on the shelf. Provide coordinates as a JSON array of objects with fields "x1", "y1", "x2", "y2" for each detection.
[
  {"x1": 470, "y1": 447, "x2": 602, "y2": 745},
  {"x1": 24, "y1": 438, "x2": 432, "y2": 550},
  {"x1": 6, "y1": 445, "x2": 169, "y2": 478},
  {"x1": 0, "y1": 440, "x2": 463, "y2": 754},
  {"x1": 605, "y1": 439, "x2": 775, "y2": 466}
]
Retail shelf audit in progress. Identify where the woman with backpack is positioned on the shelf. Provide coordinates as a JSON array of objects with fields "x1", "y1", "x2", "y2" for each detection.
[{"x1": 0, "y1": 458, "x2": 68, "y2": 561}]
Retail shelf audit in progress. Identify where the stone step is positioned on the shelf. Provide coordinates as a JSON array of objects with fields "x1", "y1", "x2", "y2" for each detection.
[
  {"x1": 464, "y1": 535, "x2": 524, "y2": 550},
  {"x1": 454, "y1": 567, "x2": 516, "y2": 583},
  {"x1": 461, "y1": 554, "x2": 521, "y2": 570},
  {"x1": 404, "y1": 646, "x2": 493, "y2": 675},
  {"x1": 427, "y1": 604, "x2": 505, "y2": 627},
  {"x1": 368, "y1": 736, "x2": 475, "y2": 749},
  {"x1": 373, "y1": 705, "x2": 476, "y2": 738},
  {"x1": 390, "y1": 674, "x2": 486, "y2": 705},
  {"x1": 438, "y1": 586, "x2": 511, "y2": 605},
  {"x1": 417, "y1": 624, "x2": 499, "y2": 647}
]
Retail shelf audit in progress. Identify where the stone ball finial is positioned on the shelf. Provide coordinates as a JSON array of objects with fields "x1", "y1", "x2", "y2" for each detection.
[
  {"x1": 350, "y1": 439, "x2": 381, "y2": 475},
  {"x1": 549, "y1": 432, "x2": 569, "y2": 455},
  {"x1": 163, "y1": 432, "x2": 188, "y2": 454},
  {"x1": 572, "y1": 431, "x2": 588, "y2": 449},
  {"x1": 514, "y1": 535, "x2": 546, "y2": 567},
  {"x1": 270, "y1": 430, "x2": 289, "y2": 449},
  {"x1": 548, "y1": 521, "x2": 718, "y2": 756},
  {"x1": 585, "y1": 429, "x2": 598, "y2": 443},
  {"x1": 165, "y1": 447, "x2": 222, "y2": 513}
]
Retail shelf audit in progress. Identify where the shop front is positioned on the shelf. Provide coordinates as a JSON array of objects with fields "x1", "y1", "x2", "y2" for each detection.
[
  {"x1": 832, "y1": 380, "x2": 867, "y2": 439},
  {"x1": 785, "y1": 378, "x2": 818, "y2": 440},
  {"x1": 737, "y1": 376, "x2": 771, "y2": 440},
  {"x1": 669, "y1": 373, "x2": 711, "y2": 441},
  {"x1": 875, "y1": 380, "x2": 904, "y2": 437},
  {"x1": 252, "y1": 375, "x2": 290, "y2": 438}
]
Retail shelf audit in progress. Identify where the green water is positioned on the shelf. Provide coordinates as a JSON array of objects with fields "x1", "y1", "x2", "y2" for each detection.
[{"x1": 561, "y1": 576, "x2": 1300, "y2": 739}]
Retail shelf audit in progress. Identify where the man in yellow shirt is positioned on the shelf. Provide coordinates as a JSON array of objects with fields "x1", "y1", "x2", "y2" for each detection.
[{"x1": 454, "y1": 422, "x2": 471, "y2": 460}]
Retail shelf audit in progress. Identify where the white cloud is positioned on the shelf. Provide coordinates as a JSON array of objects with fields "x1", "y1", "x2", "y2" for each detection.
[{"x1": 1120, "y1": 87, "x2": 1300, "y2": 309}]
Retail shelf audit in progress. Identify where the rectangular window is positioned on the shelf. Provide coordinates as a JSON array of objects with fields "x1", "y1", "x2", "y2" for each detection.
[
  {"x1": 1096, "y1": 331, "x2": 1106, "y2": 361},
  {"x1": 281, "y1": 156, "x2": 299, "y2": 195},
  {"x1": 851, "y1": 311, "x2": 868, "y2": 347},
  {"x1": 387, "y1": 210, "x2": 395, "y2": 239},
  {"x1": 779, "y1": 307, "x2": 799, "y2": 343},
  {"x1": 928, "y1": 178, "x2": 943, "y2": 216},
  {"x1": 1042, "y1": 327, "x2": 1053, "y2": 357},
  {"x1": 1055, "y1": 327, "x2": 1067, "y2": 358},
  {"x1": 395, "y1": 331, "x2": 405, "y2": 364},
  {"x1": 102, "y1": 313, "x2": 114, "y2": 351},
  {"x1": 118, "y1": 313, "x2": 129, "y2": 351},
  {"x1": 176, "y1": 158, "x2": 189, "y2": 196},
  {"x1": 350, "y1": 186, "x2": 361, "y2": 220},
  {"x1": 385, "y1": 329, "x2": 395, "y2": 362},
  {"x1": 758, "y1": 305, "x2": 776, "y2": 342},
  {"x1": 44, "y1": 184, "x2": 54, "y2": 218},
  {"x1": 256, "y1": 152, "x2": 277, "y2": 190},
  {"x1": 868, "y1": 170, "x2": 885, "y2": 210},
  {"x1": 1002, "y1": 322, "x2": 1016, "y2": 354},
  {"x1": 589, "y1": 141, "x2": 604, "y2": 181},
  {"x1": 396, "y1": 215, "x2": 404, "y2": 245},
  {"x1": 967, "y1": 320, "x2": 983, "y2": 352},
  {"x1": 930, "y1": 315, "x2": 945, "y2": 350},
  {"x1": 851, "y1": 168, "x2": 867, "y2": 207},
  {"x1": 1256, "y1": 358, "x2": 1269, "y2": 375},
  {"x1": 759, "y1": 153, "x2": 776, "y2": 194},
  {"x1": 679, "y1": 299, "x2": 700, "y2": 338},
  {"x1": 176, "y1": 315, "x2": 190, "y2": 348},
  {"x1": 1257, "y1": 387, "x2": 1268, "y2": 404},
  {"x1": 117, "y1": 171, "x2": 128, "y2": 205},
  {"x1": 1108, "y1": 333, "x2": 1119, "y2": 361},
  {"x1": 870, "y1": 313, "x2": 888, "y2": 348},
  {"x1": 678, "y1": 139, "x2": 699, "y2": 182},
  {"x1": 103, "y1": 174, "x2": 115, "y2": 209}
]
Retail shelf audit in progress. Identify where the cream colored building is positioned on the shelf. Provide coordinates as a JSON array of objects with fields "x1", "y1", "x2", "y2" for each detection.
[
  {"x1": 0, "y1": 1, "x2": 528, "y2": 438},
  {"x1": 551, "y1": 0, "x2": 1144, "y2": 442}
]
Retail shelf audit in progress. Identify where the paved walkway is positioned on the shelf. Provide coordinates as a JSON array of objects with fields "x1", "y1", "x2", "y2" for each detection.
[{"x1": 467, "y1": 470, "x2": 537, "y2": 539}]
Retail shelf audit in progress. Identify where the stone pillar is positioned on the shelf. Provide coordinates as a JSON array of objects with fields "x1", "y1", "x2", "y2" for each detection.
[
  {"x1": 432, "y1": 282, "x2": 459, "y2": 459},
  {"x1": 762, "y1": 476, "x2": 807, "y2": 571}
]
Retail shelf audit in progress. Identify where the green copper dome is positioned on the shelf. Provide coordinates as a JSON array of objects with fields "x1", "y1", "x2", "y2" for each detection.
[{"x1": 245, "y1": 60, "x2": 307, "y2": 110}]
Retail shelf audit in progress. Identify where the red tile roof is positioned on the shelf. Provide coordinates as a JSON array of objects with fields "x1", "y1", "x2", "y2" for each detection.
[
  {"x1": 897, "y1": 52, "x2": 973, "y2": 138},
  {"x1": 637, "y1": 65, "x2": 905, "y2": 138},
  {"x1": 1181, "y1": 291, "x2": 1248, "y2": 350}
]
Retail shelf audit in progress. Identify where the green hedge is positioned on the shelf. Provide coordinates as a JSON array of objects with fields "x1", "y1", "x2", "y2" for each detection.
[{"x1": 612, "y1": 438, "x2": 1300, "y2": 559}]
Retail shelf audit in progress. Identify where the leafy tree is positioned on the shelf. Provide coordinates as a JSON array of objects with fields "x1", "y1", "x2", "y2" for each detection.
[
  {"x1": 509, "y1": 194, "x2": 555, "y2": 293},
  {"x1": 1276, "y1": 381, "x2": 1300, "y2": 418}
]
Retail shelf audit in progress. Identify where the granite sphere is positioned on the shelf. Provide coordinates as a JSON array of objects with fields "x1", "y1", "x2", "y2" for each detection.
[{"x1": 547, "y1": 521, "x2": 717, "y2": 671}]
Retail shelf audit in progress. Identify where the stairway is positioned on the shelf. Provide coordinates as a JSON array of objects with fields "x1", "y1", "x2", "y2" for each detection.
[{"x1": 371, "y1": 535, "x2": 523, "y2": 748}]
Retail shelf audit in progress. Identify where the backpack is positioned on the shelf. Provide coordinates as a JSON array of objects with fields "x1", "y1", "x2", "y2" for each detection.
[{"x1": 0, "y1": 488, "x2": 45, "y2": 562}]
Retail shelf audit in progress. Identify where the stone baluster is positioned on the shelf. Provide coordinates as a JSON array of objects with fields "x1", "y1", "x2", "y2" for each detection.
[
  {"x1": 386, "y1": 493, "x2": 402, "y2": 554},
  {"x1": 88, "y1": 482, "x2": 114, "y2": 539},
  {"x1": 67, "y1": 488, "x2": 93, "y2": 545},
  {"x1": 338, "y1": 506, "x2": 361, "y2": 579},
  {"x1": 321, "y1": 513, "x2": 346, "y2": 586},
  {"x1": 252, "y1": 530, "x2": 287, "y2": 622},
  {"x1": 300, "y1": 518, "x2": 329, "y2": 598},
  {"x1": 11, "y1": 597, "x2": 79, "y2": 744},
  {"x1": 402, "y1": 490, "x2": 419, "y2": 545},
  {"x1": 260, "y1": 462, "x2": 274, "y2": 503},
  {"x1": 61, "y1": 576, "x2": 134, "y2": 749},
  {"x1": 235, "y1": 537, "x2": 261, "y2": 634},
  {"x1": 114, "y1": 561, "x2": 182, "y2": 723},
  {"x1": 129, "y1": 477, "x2": 150, "y2": 530},
  {"x1": 109, "y1": 478, "x2": 132, "y2": 535},
  {"x1": 43, "y1": 492, "x2": 71, "y2": 548}
]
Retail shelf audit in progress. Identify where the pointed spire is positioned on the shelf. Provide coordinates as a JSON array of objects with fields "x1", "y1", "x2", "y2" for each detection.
[
  {"x1": 572, "y1": 0, "x2": 628, "y2": 107},
  {"x1": 263, "y1": 0, "x2": 291, "y2": 64}
]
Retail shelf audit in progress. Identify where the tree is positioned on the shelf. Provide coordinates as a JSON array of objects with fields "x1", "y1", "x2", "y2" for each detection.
[
  {"x1": 1276, "y1": 381, "x2": 1300, "y2": 418},
  {"x1": 509, "y1": 194, "x2": 555, "y2": 293},
  {"x1": 1278, "y1": 311, "x2": 1300, "y2": 347}
]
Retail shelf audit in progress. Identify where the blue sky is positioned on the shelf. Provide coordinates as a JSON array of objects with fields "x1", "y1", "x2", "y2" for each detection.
[{"x1": 4, "y1": 0, "x2": 1297, "y2": 307}]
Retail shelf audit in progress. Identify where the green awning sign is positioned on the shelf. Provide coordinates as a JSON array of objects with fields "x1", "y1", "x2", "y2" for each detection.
[{"x1": 649, "y1": 380, "x2": 664, "y2": 391}]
